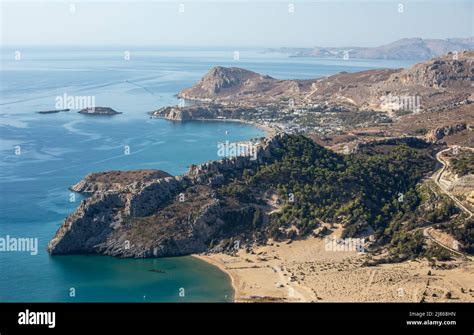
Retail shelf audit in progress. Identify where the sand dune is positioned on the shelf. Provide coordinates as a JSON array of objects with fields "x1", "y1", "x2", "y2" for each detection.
[{"x1": 195, "y1": 227, "x2": 474, "y2": 302}]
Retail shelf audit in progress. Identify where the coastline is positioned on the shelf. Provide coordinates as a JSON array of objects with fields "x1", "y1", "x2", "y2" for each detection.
[
  {"x1": 191, "y1": 252, "x2": 316, "y2": 303},
  {"x1": 193, "y1": 226, "x2": 474, "y2": 303},
  {"x1": 154, "y1": 114, "x2": 278, "y2": 138},
  {"x1": 199, "y1": 118, "x2": 277, "y2": 137},
  {"x1": 192, "y1": 254, "x2": 240, "y2": 302},
  {"x1": 167, "y1": 114, "x2": 281, "y2": 302},
  {"x1": 186, "y1": 116, "x2": 285, "y2": 302}
]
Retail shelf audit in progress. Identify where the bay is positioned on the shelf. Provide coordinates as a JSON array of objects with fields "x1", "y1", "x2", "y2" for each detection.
[{"x1": 0, "y1": 47, "x2": 415, "y2": 302}]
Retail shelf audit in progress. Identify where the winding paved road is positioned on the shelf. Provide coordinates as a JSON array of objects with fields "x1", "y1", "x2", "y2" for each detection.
[
  {"x1": 423, "y1": 147, "x2": 473, "y2": 259},
  {"x1": 432, "y1": 148, "x2": 473, "y2": 218}
]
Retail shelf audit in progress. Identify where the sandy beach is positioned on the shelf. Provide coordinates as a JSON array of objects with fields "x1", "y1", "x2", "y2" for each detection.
[
  {"x1": 186, "y1": 117, "x2": 278, "y2": 137},
  {"x1": 194, "y1": 226, "x2": 474, "y2": 302}
]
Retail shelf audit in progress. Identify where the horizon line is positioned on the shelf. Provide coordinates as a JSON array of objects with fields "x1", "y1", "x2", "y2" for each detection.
[{"x1": 1, "y1": 35, "x2": 473, "y2": 51}]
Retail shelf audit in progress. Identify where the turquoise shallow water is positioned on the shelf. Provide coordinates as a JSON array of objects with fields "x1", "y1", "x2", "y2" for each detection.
[
  {"x1": 0, "y1": 48, "x2": 415, "y2": 302},
  {"x1": 0, "y1": 116, "x2": 261, "y2": 302},
  {"x1": 18, "y1": 255, "x2": 234, "y2": 302}
]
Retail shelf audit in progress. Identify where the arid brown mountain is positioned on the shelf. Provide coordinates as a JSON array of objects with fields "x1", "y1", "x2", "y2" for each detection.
[
  {"x1": 267, "y1": 37, "x2": 474, "y2": 60},
  {"x1": 329, "y1": 50, "x2": 473, "y2": 112},
  {"x1": 178, "y1": 51, "x2": 473, "y2": 112},
  {"x1": 161, "y1": 51, "x2": 474, "y2": 151},
  {"x1": 178, "y1": 66, "x2": 309, "y2": 104},
  {"x1": 181, "y1": 66, "x2": 275, "y2": 98}
]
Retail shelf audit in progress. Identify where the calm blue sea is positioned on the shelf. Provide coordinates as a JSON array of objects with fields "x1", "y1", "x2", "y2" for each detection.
[{"x1": 0, "y1": 47, "x2": 415, "y2": 302}]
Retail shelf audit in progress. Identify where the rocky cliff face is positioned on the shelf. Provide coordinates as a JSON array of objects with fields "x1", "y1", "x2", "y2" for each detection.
[
  {"x1": 48, "y1": 192, "x2": 125, "y2": 255},
  {"x1": 384, "y1": 51, "x2": 473, "y2": 89},
  {"x1": 425, "y1": 123, "x2": 468, "y2": 142},
  {"x1": 48, "y1": 133, "x2": 286, "y2": 257}
]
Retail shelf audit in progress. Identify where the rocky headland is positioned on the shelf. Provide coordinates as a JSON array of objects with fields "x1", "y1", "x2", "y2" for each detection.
[
  {"x1": 48, "y1": 134, "x2": 281, "y2": 257},
  {"x1": 69, "y1": 170, "x2": 172, "y2": 194}
]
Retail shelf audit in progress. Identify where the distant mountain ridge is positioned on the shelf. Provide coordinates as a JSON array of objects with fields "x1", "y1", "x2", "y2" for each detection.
[{"x1": 266, "y1": 37, "x2": 474, "y2": 60}]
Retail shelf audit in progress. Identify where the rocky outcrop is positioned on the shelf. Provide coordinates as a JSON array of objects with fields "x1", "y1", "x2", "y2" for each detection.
[
  {"x1": 48, "y1": 133, "x2": 287, "y2": 257},
  {"x1": 384, "y1": 51, "x2": 473, "y2": 89},
  {"x1": 176, "y1": 65, "x2": 315, "y2": 106},
  {"x1": 93, "y1": 190, "x2": 225, "y2": 258},
  {"x1": 70, "y1": 170, "x2": 171, "y2": 194},
  {"x1": 48, "y1": 174, "x2": 190, "y2": 255},
  {"x1": 179, "y1": 66, "x2": 276, "y2": 101},
  {"x1": 48, "y1": 192, "x2": 125, "y2": 255},
  {"x1": 425, "y1": 123, "x2": 468, "y2": 142},
  {"x1": 126, "y1": 176, "x2": 187, "y2": 217}
]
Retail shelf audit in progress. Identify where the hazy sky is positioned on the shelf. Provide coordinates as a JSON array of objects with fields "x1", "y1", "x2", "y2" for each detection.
[{"x1": 1, "y1": 0, "x2": 472, "y2": 48}]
